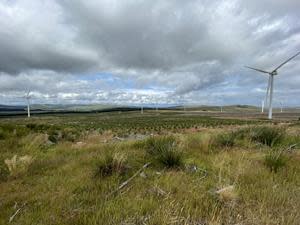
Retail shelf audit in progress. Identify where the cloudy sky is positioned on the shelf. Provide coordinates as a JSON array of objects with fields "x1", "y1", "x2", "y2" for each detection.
[{"x1": 0, "y1": 0, "x2": 299, "y2": 106}]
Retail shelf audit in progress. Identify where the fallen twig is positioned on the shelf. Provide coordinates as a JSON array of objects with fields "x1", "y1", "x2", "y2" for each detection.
[
  {"x1": 277, "y1": 143, "x2": 298, "y2": 159},
  {"x1": 285, "y1": 143, "x2": 298, "y2": 153},
  {"x1": 107, "y1": 162, "x2": 151, "y2": 198},
  {"x1": 9, "y1": 202, "x2": 26, "y2": 223}
]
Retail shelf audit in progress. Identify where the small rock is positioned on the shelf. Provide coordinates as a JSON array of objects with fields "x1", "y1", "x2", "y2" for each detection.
[
  {"x1": 216, "y1": 185, "x2": 238, "y2": 201},
  {"x1": 76, "y1": 141, "x2": 84, "y2": 145},
  {"x1": 46, "y1": 140, "x2": 55, "y2": 146},
  {"x1": 149, "y1": 186, "x2": 167, "y2": 197},
  {"x1": 185, "y1": 164, "x2": 198, "y2": 173},
  {"x1": 72, "y1": 141, "x2": 85, "y2": 148},
  {"x1": 140, "y1": 171, "x2": 147, "y2": 178}
]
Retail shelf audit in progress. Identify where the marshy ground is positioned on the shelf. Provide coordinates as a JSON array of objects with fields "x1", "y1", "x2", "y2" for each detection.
[{"x1": 0, "y1": 111, "x2": 300, "y2": 225}]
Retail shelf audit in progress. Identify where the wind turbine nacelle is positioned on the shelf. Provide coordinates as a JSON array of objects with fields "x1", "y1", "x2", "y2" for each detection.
[{"x1": 271, "y1": 71, "x2": 278, "y2": 76}]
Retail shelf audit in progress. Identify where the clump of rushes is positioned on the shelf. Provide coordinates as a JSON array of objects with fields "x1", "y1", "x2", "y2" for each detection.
[
  {"x1": 144, "y1": 136, "x2": 183, "y2": 169},
  {"x1": 94, "y1": 152, "x2": 128, "y2": 178},
  {"x1": 250, "y1": 126, "x2": 285, "y2": 147},
  {"x1": 213, "y1": 132, "x2": 236, "y2": 148},
  {"x1": 264, "y1": 150, "x2": 287, "y2": 173}
]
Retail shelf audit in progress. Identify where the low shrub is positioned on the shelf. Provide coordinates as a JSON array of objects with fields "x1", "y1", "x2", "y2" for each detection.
[
  {"x1": 26, "y1": 123, "x2": 37, "y2": 130},
  {"x1": 62, "y1": 128, "x2": 80, "y2": 142},
  {"x1": 250, "y1": 126, "x2": 285, "y2": 147},
  {"x1": 264, "y1": 150, "x2": 287, "y2": 173},
  {"x1": 144, "y1": 136, "x2": 183, "y2": 169},
  {"x1": 94, "y1": 152, "x2": 128, "y2": 178},
  {"x1": 48, "y1": 130, "x2": 61, "y2": 143}
]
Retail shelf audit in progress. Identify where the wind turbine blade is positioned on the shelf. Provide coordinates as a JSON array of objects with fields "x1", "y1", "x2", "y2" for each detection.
[
  {"x1": 245, "y1": 66, "x2": 269, "y2": 74},
  {"x1": 273, "y1": 51, "x2": 300, "y2": 71}
]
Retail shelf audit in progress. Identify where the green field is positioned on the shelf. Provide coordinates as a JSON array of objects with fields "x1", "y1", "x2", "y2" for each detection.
[{"x1": 0, "y1": 111, "x2": 300, "y2": 225}]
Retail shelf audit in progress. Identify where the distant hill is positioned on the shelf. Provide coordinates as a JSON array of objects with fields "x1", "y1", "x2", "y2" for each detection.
[
  {"x1": 0, "y1": 105, "x2": 25, "y2": 111},
  {"x1": 172, "y1": 105, "x2": 258, "y2": 112},
  {"x1": 29, "y1": 104, "x2": 119, "y2": 111},
  {"x1": 0, "y1": 104, "x2": 299, "y2": 117}
]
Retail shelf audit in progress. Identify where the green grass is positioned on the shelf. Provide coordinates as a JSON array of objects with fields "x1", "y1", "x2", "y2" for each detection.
[{"x1": 0, "y1": 112, "x2": 299, "y2": 225}]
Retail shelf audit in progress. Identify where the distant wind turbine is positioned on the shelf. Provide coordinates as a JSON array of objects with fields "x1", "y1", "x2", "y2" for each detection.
[
  {"x1": 24, "y1": 91, "x2": 31, "y2": 118},
  {"x1": 246, "y1": 51, "x2": 300, "y2": 119},
  {"x1": 261, "y1": 100, "x2": 264, "y2": 113}
]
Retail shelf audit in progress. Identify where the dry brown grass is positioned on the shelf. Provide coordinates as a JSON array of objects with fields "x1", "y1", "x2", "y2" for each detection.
[{"x1": 4, "y1": 155, "x2": 34, "y2": 177}]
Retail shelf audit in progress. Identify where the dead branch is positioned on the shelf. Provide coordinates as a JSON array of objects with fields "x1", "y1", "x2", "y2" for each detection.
[
  {"x1": 107, "y1": 162, "x2": 151, "y2": 197},
  {"x1": 107, "y1": 162, "x2": 151, "y2": 198},
  {"x1": 285, "y1": 143, "x2": 298, "y2": 153},
  {"x1": 9, "y1": 202, "x2": 26, "y2": 223}
]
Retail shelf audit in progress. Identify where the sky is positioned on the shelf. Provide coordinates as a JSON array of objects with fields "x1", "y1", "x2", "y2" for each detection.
[{"x1": 0, "y1": 0, "x2": 300, "y2": 106}]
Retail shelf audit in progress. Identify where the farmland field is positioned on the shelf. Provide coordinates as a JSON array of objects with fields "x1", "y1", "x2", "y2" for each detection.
[{"x1": 0, "y1": 111, "x2": 300, "y2": 225}]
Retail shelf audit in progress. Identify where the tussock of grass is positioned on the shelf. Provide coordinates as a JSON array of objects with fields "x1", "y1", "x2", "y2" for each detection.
[
  {"x1": 213, "y1": 132, "x2": 236, "y2": 148},
  {"x1": 250, "y1": 126, "x2": 285, "y2": 147},
  {"x1": 264, "y1": 150, "x2": 287, "y2": 173},
  {"x1": 94, "y1": 151, "x2": 128, "y2": 178},
  {"x1": 4, "y1": 155, "x2": 34, "y2": 177},
  {"x1": 144, "y1": 136, "x2": 176, "y2": 155},
  {"x1": 145, "y1": 136, "x2": 184, "y2": 169}
]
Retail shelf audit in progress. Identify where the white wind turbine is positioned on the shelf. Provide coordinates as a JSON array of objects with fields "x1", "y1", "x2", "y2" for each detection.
[
  {"x1": 24, "y1": 90, "x2": 31, "y2": 118},
  {"x1": 246, "y1": 51, "x2": 300, "y2": 119}
]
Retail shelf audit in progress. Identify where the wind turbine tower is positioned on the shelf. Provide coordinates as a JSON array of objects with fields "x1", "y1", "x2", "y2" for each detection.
[
  {"x1": 25, "y1": 91, "x2": 31, "y2": 118},
  {"x1": 246, "y1": 51, "x2": 300, "y2": 119}
]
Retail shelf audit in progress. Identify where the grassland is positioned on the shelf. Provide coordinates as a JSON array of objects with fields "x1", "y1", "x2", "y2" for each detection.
[{"x1": 0, "y1": 111, "x2": 300, "y2": 225}]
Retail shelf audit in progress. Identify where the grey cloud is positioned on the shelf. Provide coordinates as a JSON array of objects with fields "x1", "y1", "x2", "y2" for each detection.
[
  {"x1": 59, "y1": 0, "x2": 233, "y2": 70},
  {"x1": 0, "y1": 0, "x2": 99, "y2": 74},
  {"x1": 0, "y1": 0, "x2": 299, "y2": 105}
]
